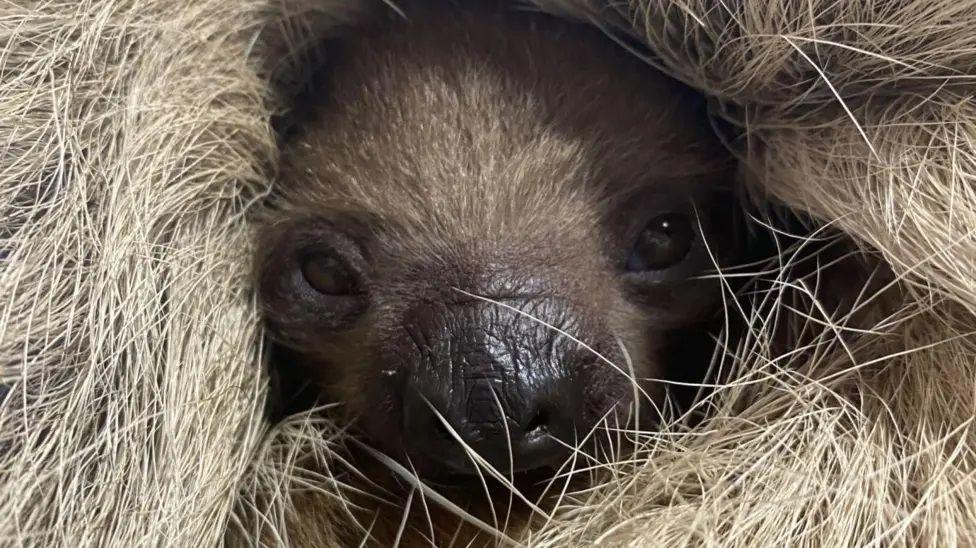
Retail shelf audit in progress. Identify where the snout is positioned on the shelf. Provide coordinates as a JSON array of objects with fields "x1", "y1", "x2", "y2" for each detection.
[
  {"x1": 403, "y1": 368, "x2": 581, "y2": 473},
  {"x1": 392, "y1": 297, "x2": 620, "y2": 474}
]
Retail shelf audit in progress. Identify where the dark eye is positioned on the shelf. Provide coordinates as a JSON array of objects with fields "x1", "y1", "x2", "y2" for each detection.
[
  {"x1": 627, "y1": 213, "x2": 694, "y2": 271},
  {"x1": 301, "y1": 252, "x2": 360, "y2": 295}
]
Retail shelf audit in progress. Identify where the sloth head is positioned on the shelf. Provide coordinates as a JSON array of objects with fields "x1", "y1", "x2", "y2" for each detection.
[{"x1": 257, "y1": 4, "x2": 741, "y2": 477}]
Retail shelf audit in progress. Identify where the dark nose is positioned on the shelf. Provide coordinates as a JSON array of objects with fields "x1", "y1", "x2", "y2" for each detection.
[{"x1": 403, "y1": 374, "x2": 581, "y2": 473}]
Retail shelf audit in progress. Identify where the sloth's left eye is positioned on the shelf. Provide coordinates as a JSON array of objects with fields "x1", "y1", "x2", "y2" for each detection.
[
  {"x1": 301, "y1": 252, "x2": 361, "y2": 296},
  {"x1": 627, "y1": 213, "x2": 694, "y2": 271}
]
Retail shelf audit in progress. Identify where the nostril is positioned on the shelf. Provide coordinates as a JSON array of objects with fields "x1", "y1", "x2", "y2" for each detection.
[{"x1": 524, "y1": 409, "x2": 550, "y2": 440}]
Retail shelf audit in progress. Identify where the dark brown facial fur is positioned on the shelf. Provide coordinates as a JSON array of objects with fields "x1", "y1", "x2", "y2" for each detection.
[{"x1": 257, "y1": 1, "x2": 743, "y2": 478}]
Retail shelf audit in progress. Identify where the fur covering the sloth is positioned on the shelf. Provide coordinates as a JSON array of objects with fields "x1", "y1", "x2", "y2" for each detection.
[{"x1": 2, "y1": 0, "x2": 976, "y2": 546}]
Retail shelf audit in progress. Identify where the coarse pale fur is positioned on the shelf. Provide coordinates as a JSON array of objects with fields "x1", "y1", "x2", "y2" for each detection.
[{"x1": 1, "y1": 0, "x2": 975, "y2": 547}]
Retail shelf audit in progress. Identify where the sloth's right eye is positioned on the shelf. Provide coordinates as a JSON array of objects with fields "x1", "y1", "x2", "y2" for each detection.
[
  {"x1": 626, "y1": 213, "x2": 694, "y2": 272},
  {"x1": 301, "y1": 252, "x2": 361, "y2": 295}
]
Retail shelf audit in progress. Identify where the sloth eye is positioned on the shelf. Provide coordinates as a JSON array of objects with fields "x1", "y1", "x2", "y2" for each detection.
[
  {"x1": 627, "y1": 213, "x2": 694, "y2": 271},
  {"x1": 301, "y1": 252, "x2": 360, "y2": 295}
]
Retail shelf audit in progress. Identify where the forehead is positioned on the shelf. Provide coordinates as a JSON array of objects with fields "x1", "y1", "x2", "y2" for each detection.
[{"x1": 276, "y1": 6, "x2": 731, "y2": 241}]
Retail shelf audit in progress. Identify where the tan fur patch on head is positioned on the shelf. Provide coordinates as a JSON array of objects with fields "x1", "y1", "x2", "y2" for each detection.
[{"x1": 276, "y1": 2, "x2": 728, "y2": 253}]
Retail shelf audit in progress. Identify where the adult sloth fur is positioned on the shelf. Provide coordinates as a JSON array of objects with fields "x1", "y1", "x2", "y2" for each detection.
[{"x1": 2, "y1": 0, "x2": 976, "y2": 547}]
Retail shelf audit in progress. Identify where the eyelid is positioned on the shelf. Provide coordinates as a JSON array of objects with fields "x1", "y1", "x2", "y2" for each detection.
[{"x1": 288, "y1": 222, "x2": 371, "y2": 281}]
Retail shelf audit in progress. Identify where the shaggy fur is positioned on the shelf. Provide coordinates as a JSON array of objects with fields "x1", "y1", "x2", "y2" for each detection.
[{"x1": 2, "y1": 0, "x2": 976, "y2": 547}]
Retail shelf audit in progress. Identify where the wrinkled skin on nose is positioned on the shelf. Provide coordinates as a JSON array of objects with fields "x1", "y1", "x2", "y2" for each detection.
[{"x1": 385, "y1": 296, "x2": 626, "y2": 474}]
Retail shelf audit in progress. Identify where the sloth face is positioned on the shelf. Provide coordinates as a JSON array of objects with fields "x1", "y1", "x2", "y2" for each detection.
[
  {"x1": 258, "y1": 191, "x2": 737, "y2": 475},
  {"x1": 256, "y1": 5, "x2": 741, "y2": 476}
]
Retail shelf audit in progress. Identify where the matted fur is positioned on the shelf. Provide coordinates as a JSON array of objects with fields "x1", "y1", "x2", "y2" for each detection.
[{"x1": 2, "y1": 1, "x2": 975, "y2": 546}]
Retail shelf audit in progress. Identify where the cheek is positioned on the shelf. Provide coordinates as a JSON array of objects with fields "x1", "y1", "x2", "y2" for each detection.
[
  {"x1": 604, "y1": 296, "x2": 661, "y2": 371},
  {"x1": 297, "y1": 343, "x2": 411, "y2": 457},
  {"x1": 278, "y1": 331, "x2": 387, "y2": 407},
  {"x1": 599, "y1": 300, "x2": 670, "y2": 414},
  {"x1": 324, "y1": 322, "x2": 414, "y2": 448},
  {"x1": 350, "y1": 366, "x2": 408, "y2": 451}
]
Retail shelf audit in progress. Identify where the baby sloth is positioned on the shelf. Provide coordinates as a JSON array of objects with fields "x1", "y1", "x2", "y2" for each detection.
[{"x1": 257, "y1": 2, "x2": 740, "y2": 478}]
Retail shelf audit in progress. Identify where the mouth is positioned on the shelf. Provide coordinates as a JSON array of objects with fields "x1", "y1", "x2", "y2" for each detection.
[
  {"x1": 417, "y1": 421, "x2": 570, "y2": 476},
  {"x1": 352, "y1": 379, "x2": 644, "y2": 483}
]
